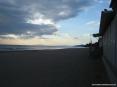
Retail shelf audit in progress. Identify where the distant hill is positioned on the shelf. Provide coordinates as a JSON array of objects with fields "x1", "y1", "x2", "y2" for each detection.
[{"x1": 74, "y1": 44, "x2": 86, "y2": 47}]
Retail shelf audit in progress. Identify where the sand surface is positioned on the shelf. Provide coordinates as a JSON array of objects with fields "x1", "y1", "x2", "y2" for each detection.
[{"x1": 0, "y1": 48, "x2": 110, "y2": 87}]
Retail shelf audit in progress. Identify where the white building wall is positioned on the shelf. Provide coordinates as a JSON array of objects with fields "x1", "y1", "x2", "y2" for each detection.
[
  {"x1": 114, "y1": 15, "x2": 117, "y2": 68},
  {"x1": 103, "y1": 14, "x2": 117, "y2": 85},
  {"x1": 103, "y1": 14, "x2": 117, "y2": 67}
]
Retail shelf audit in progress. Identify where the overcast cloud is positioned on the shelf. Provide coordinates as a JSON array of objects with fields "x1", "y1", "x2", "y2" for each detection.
[{"x1": 0, "y1": 0, "x2": 95, "y2": 38}]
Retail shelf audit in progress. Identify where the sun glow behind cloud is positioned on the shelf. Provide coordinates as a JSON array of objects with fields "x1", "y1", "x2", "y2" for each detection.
[
  {"x1": 0, "y1": 33, "x2": 95, "y2": 45},
  {"x1": 0, "y1": 36, "x2": 80, "y2": 45},
  {"x1": 27, "y1": 13, "x2": 55, "y2": 25}
]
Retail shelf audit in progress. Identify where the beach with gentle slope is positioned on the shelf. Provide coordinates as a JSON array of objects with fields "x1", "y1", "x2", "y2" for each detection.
[{"x1": 0, "y1": 48, "x2": 110, "y2": 87}]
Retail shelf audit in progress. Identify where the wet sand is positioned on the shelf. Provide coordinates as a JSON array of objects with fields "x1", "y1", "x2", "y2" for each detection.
[{"x1": 0, "y1": 48, "x2": 110, "y2": 87}]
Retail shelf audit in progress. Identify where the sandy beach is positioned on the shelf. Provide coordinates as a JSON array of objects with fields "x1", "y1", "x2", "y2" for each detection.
[{"x1": 0, "y1": 48, "x2": 110, "y2": 87}]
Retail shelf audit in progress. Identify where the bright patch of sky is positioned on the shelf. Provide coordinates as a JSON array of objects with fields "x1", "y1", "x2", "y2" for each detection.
[{"x1": 58, "y1": 0, "x2": 110, "y2": 37}]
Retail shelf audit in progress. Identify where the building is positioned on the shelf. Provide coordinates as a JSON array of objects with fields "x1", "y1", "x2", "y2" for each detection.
[{"x1": 99, "y1": 0, "x2": 117, "y2": 85}]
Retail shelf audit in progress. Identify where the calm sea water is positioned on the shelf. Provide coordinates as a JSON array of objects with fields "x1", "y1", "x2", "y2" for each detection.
[{"x1": 0, "y1": 45, "x2": 78, "y2": 51}]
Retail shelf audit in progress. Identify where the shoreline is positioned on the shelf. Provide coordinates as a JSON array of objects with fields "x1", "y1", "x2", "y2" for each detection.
[{"x1": 0, "y1": 47, "x2": 88, "y2": 52}]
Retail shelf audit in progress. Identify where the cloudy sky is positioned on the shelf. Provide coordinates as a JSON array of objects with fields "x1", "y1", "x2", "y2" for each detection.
[{"x1": 0, "y1": 0, "x2": 110, "y2": 45}]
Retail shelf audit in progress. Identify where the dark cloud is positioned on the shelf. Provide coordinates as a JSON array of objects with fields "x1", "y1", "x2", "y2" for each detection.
[
  {"x1": 0, "y1": 23, "x2": 57, "y2": 35},
  {"x1": 0, "y1": 0, "x2": 95, "y2": 38}
]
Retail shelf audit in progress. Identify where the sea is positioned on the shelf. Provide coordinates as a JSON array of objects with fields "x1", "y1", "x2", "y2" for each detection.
[{"x1": 0, "y1": 45, "x2": 81, "y2": 51}]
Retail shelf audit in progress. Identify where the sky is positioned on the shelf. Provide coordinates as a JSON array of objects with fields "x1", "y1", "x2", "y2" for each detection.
[{"x1": 0, "y1": 0, "x2": 110, "y2": 45}]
